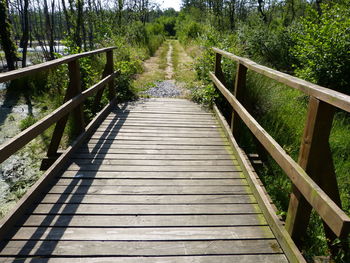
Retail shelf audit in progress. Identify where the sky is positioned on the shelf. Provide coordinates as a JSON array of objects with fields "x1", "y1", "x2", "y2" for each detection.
[{"x1": 154, "y1": 0, "x2": 182, "y2": 11}]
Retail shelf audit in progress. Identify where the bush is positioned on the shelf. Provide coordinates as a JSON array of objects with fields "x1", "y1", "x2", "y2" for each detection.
[
  {"x1": 19, "y1": 115, "x2": 37, "y2": 131},
  {"x1": 291, "y1": 2, "x2": 350, "y2": 93}
]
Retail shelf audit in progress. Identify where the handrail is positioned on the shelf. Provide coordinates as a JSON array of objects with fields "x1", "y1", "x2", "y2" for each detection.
[
  {"x1": 0, "y1": 47, "x2": 117, "y2": 167},
  {"x1": 211, "y1": 47, "x2": 350, "y2": 259},
  {"x1": 210, "y1": 72, "x2": 349, "y2": 236},
  {"x1": 213, "y1": 47, "x2": 350, "y2": 113},
  {"x1": 0, "y1": 47, "x2": 117, "y2": 241},
  {"x1": 0, "y1": 72, "x2": 116, "y2": 164},
  {"x1": 0, "y1": 47, "x2": 115, "y2": 83}
]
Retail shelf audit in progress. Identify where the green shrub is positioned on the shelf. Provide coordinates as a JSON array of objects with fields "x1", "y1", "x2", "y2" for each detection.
[
  {"x1": 291, "y1": 2, "x2": 350, "y2": 93},
  {"x1": 19, "y1": 115, "x2": 37, "y2": 131}
]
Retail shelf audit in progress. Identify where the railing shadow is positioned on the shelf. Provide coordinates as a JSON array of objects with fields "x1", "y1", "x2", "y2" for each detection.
[{"x1": 7, "y1": 102, "x2": 130, "y2": 262}]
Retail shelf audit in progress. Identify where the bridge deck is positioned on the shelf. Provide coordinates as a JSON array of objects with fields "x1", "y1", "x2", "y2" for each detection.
[{"x1": 0, "y1": 99, "x2": 288, "y2": 262}]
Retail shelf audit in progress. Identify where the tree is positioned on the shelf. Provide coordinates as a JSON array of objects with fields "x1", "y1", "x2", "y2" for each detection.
[
  {"x1": 19, "y1": 0, "x2": 29, "y2": 67},
  {"x1": 0, "y1": 0, "x2": 18, "y2": 70}
]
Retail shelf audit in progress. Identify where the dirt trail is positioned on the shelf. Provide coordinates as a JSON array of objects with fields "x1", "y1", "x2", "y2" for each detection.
[
  {"x1": 138, "y1": 40, "x2": 185, "y2": 98},
  {"x1": 165, "y1": 43, "x2": 174, "y2": 79}
]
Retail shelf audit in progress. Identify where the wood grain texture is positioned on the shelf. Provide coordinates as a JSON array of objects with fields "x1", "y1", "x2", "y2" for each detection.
[
  {"x1": 0, "y1": 98, "x2": 289, "y2": 262},
  {"x1": 0, "y1": 255, "x2": 288, "y2": 263}
]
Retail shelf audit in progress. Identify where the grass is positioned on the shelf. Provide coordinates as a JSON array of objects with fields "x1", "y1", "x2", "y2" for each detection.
[
  {"x1": 132, "y1": 41, "x2": 169, "y2": 96},
  {"x1": 158, "y1": 40, "x2": 169, "y2": 70}
]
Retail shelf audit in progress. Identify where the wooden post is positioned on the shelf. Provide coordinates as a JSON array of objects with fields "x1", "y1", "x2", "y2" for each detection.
[
  {"x1": 106, "y1": 50, "x2": 115, "y2": 100},
  {"x1": 214, "y1": 53, "x2": 225, "y2": 86},
  {"x1": 285, "y1": 96, "x2": 343, "y2": 255},
  {"x1": 93, "y1": 50, "x2": 115, "y2": 112},
  {"x1": 231, "y1": 63, "x2": 247, "y2": 138},
  {"x1": 41, "y1": 59, "x2": 85, "y2": 170}
]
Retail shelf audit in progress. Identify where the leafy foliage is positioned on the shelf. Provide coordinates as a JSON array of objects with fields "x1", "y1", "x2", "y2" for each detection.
[{"x1": 291, "y1": 2, "x2": 350, "y2": 93}]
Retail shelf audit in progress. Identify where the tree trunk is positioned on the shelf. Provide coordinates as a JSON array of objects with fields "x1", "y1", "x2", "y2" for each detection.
[
  {"x1": 20, "y1": 0, "x2": 29, "y2": 67},
  {"x1": 0, "y1": 0, "x2": 18, "y2": 70}
]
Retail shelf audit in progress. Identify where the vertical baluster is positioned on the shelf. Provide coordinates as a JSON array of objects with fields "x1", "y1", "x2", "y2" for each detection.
[{"x1": 94, "y1": 50, "x2": 115, "y2": 112}]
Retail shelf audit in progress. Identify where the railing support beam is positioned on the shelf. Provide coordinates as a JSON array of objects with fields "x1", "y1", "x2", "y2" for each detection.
[
  {"x1": 41, "y1": 60, "x2": 85, "y2": 170},
  {"x1": 286, "y1": 96, "x2": 343, "y2": 255},
  {"x1": 231, "y1": 63, "x2": 247, "y2": 138}
]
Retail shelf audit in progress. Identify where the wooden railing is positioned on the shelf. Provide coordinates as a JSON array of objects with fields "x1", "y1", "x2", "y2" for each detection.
[
  {"x1": 0, "y1": 47, "x2": 117, "y2": 237},
  {"x1": 211, "y1": 47, "x2": 350, "y2": 260},
  {"x1": 0, "y1": 47, "x2": 117, "y2": 166}
]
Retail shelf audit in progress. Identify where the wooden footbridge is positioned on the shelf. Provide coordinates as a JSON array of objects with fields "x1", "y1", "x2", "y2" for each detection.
[{"x1": 0, "y1": 47, "x2": 349, "y2": 262}]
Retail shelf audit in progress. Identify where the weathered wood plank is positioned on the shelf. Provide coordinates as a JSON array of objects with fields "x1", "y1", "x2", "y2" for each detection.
[
  {"x1": 54, "y1": 178, "x2": 248, "y2": 186},
  {"x1": 8, "y1": 226, "x2": 274, "y2": 240},
  {"x1": 47, "y1": 185, "x2": 251, "y2": 195},
  {"x1": 66, "y1": 165, "x2": 240, "y2": 172},
  {"x1": 39, "y1": 193, "x2": 255, "y2": 204},
  {"x1": 113, "y1": 111, "x2": 214, "y2": 116},
  {"x1": 21, "y1": 214, "x2": 265, "y2": 227},
  {"x1": 79, "y1": 144, "x2": 229, "y2": 151},
  {"x1": 85, "y1": 139, "x2": 228, "y2": 146},
  {"x1": 0, "y1": 239, "x2": 281, "y2": 257},
  {"x1": 87, "y1": 137, "x2": 226, "y2": 143},
  {"x1": 71, "y1": 153, "x2": 234, "y2": 160},
  {"x1": 0, "y1": 255, "x2": 288, "y2": 263},
  {"x1": 60, "y1": 171, "x2": 241, "y2": 179},
  {"x1": 69, "y1": 159, "x2": 236, "y2": 166}
]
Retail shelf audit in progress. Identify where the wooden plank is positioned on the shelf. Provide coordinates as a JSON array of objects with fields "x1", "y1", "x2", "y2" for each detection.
[
  {"x1": 76, "y1": 148, "x2": 232, "y2": 154},
  {"x1": 66, "y1": 165, "x2": 240, "y2": 172},
  {"x1": 0, "y1": 99, "x2": 116, "y2": 240},
  {"x1": 85, "y1": 140, "x2": 228, "y2": 146},
  {"x1": 106, "y1": 114, "x2": 214, "y2": 119},
  {"x1": 71, "y1": 153, "x2": 234, "y2": 160},
  {"x1": 0, "y1": 72, "x2": 116, "y2": 164},
  {"x1": 87, "y1": 137, "x2": 226, "y2": 142},
  {"x1": 111, "y1": 110, "x2": 212, "y2": 115},
  {"x1": 91, "y1": 132, "x2": 222, "y2": 137},
  {"x1": 21, "y1": 214, "x2": 265, "y2": 227},
  {"x1": 98, "y1": 123, "x2": 219, "y2": 128},
  {"x1": 8, "y1": 226, "x2": 274, "y2": 240},
  {"x1": 0, "y1": 255, "x2": 288, "y2": 263},
  {"x1": 38, "y1": 193, "x2": 255, "y2": 204},
  {"x1": 0, "y1": 47, "x2": 116, "y2": 83},
  {"x1": 69, "y1": 159, "x2": 236, "y2": 166},
  {"x1": 213, "y1": 105, "x2": 305, "y2": 263},
  {"x1": 100, "y1": 120, "x2": 217, "y2": 125},
  {"x1": 32, "y1": 204, "x2": 259, "y2": 215},
  {"x1": 47, "y1": 185, "x2": 251, "y2": 195},
  {"x1": 210, "y1": 72, "x2": 350, "y2": 238},
  {"x1": 61, "y1": 171, "x2": 241, "y2": 179},
  {"x1": 54, "y1": 178, "x2": 248, "y2": 186},
  {"x1": 213, "y1": 47, "x2": 350, "y2": 113},
  {"x1": 104, "y1": 115, "x2": 215, "y2": 120},
  {"x1": 0, "y1": 239, "x2": 282, "y2": 257}
]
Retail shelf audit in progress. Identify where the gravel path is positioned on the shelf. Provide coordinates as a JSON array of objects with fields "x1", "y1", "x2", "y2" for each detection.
[
  {"x1": 141, "y1": 80, "x2": 183, "y2": 98},
  {"x1": 140, "y1": 42, "x2": 185, "y2": 98}
]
